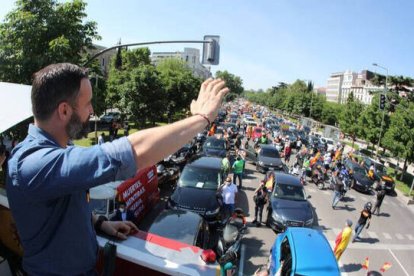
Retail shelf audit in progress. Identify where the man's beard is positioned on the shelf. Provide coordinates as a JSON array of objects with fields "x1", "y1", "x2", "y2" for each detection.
[{"x1": 66, "y1": 111, "x2": 90, "y2": 140}]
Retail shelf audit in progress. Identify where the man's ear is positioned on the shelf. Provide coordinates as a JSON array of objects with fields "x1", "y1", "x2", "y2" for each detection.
[{"x1": 57, "y1": 102, "x2": 72, "y2": 121}]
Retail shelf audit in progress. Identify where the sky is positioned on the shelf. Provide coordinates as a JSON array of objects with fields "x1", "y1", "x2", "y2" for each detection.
[{"x1": 1, "y1": 0, "x2": 413, "y2": 90}]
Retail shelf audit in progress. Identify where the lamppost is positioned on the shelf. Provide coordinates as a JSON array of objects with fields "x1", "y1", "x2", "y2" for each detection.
[{"x1": 372, "y1": 63, "x2": 388, "y2": 156}]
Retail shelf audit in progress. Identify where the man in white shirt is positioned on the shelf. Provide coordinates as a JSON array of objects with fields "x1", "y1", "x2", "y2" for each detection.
[{"x1": 220, "y1": 176, "x2": 238, "y2": 218}]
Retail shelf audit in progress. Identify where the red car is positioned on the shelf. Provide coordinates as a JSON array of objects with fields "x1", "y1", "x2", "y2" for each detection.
[{"x1": 252, "y1": 127, "x2": 264, "y2": 140}]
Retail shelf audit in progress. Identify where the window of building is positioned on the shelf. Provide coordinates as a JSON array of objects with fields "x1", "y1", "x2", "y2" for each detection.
[
  {"x1": 192, "y1": 56, "x2": 196, "y2": 64},
  {"x1": 185, "y1": 55, "x2": 189, "y2": 62}
]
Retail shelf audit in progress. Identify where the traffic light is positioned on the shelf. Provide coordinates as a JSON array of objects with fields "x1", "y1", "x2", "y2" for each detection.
[
  {"x1": 202, "y1": 35, "x2": 220, "y2": 65},
  {"x1": 379, "y1": 94, "x2": 386, "y2": 110}
]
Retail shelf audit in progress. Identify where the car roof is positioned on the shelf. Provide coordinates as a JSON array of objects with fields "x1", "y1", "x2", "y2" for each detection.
[
  {"x1": 148, "y1": 210, "x2": 202, "y2": 245},
  {"x1": 286, "y1": 228, "x2": 340, "y2": 275},
  {"x1": 187, "y1": 155, "x2": 222, "y2": 170},
  {"x1": 260, "y1": 144, "x2": 278, "y2": 150},
  {"x1": 274, "y1": 172, "x2": 301, "y2": 186}
]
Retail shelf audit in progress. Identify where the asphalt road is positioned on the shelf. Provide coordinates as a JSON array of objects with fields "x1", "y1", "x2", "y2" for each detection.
[{"x1": 236, "y1": 158, "x2": 414, "y2": 276}]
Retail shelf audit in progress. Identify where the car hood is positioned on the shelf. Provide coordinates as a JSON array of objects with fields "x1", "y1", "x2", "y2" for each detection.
[
  {"x1": 171, "y1": 186, "x2": 219, "y2": 213},
  {"x1": 258, "y1": 156, "x2": 282, "y2": 166},
  {"x1": 203, "y1": 148, "x2": 226, "y2": 158},
  {"x1": 353, "y1": 173, "x2": 374, "y2": 187},
  {"x1": 271, "y1": 198, "x2": 313, "y2": 221}
]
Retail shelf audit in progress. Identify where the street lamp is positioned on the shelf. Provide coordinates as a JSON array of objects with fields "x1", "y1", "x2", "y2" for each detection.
[{"x1": 372, "y1": 63, "x2": 388, "y2": 156}]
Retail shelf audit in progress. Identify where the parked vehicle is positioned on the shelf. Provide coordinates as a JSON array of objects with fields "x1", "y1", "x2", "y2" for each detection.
[
  {"x1": 266, "y1": 173, "x2": 314, "y2": 232},
  {"x1": 310, "y1": 162, "x2": 329, "y2": 190},
  {"x1": 252, "y1": 127, "x2": 264, "y2": 140},
  {"x1": 267, "y1": 227, "x2": 340, "y2": 276},
  {"x1": 343, "y1": 159, "x2": 374, "y2": 193},
  {"x1": 148, "y1": 209, "x2": 211, "y2": 249},
  {"x1": 100, "y1": 111, "x2": 120, "y2": 123},
  {"x1": 168, "y1": 156, "x2": 223, "y2": 225},
  {"x1": 202, "y1": 137, "x2": 227, "y2": 158},
  {"x1": 156, "y1": 157, "x2": 180, "y2": 188}
]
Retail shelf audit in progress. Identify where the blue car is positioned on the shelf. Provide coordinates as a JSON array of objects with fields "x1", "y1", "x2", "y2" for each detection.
[{"x1": 268, "y1": 227, "x2": 340, "y2": 276}]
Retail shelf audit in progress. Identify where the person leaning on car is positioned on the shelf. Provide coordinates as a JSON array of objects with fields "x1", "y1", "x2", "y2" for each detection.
[{"x1": 6, "y1": 63, "x2": 229, "y2": 276}]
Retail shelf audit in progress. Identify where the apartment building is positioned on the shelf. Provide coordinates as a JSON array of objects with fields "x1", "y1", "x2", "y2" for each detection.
[{"x1": 151, "y1": 47, "x2": 212, "y2": 79}]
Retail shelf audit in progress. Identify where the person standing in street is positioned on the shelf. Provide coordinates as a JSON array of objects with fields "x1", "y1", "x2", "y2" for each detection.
[
  {"x1": 252, "y1": 181, "x2": 268, "y2": 227},
  {"x1": 353, "y1": 202, "x2": 372, "y2": 242},
  {"x1": 232, "y1": 156, "x2": 245, "y2": 189},
  {"x1": 221, "y1": 153, "x2": 231, "y2": 179},
  {"x1": 6, "y1": 63, "x2": 229, "y2": 275},
  {"x1": 219, "y1": 176, "x2": 238, "y2": 218},
  {"x1": 372, "y1": 187, "x2": 386, "y2": 215},
  {"x1": 334, "y1": 219, "x2": 353, "y2": 260},
  {"x1": 332, "y1": 172, "x2": 345, "y2": 209}
]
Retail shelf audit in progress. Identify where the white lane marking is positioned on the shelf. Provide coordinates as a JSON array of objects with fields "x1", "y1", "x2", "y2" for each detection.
[
  {"x1": 383, "y1": 201, "x2": 389, "y2": 205},
  {"x1": 338, "y1": 259, "x2": 349, "y2": 276},
  {"x1": 238, "y1": 243, "x2": 246, "y2": 276},
  {"x1": 389, "y1": 249, "x2": 410, "y2": 276},
  {"x1": 307, "y1": 188, "x2": 316, "y2": 193},
  {"x1": 367, "y1": 231, "x2": 378, "y2": 239},
  {"x1": 395, "y1": 233, "x2": 404, "y2": 240},
  {"x1": 406, "y1": 234, "x2": 414, "y2": 241},
  {"x1": 329, "y1": 240, "x2": 414, "y2": 251},
  {"x1": 383, "y1": 233, "x2": 392, "y2": 240},
  {"x1": 322, "y1": 190, "x2": 330, "y2": 196},
  {"x1": 360, "y1": 196, "x2": 368, "y2": 201}
]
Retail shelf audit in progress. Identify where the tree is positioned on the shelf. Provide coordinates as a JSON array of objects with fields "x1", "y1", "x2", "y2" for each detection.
[
  {"x1": 215, "y1": 71, "x2": 243, "y2": 101},
  {"x1": 157, "y1": 58, "x2": 201, "y2": 122},
  {"x1": 339, "y1": 93, "x2": 365, "y2": 147},
  {"x1": 107, "y1": 48, "x2": 164, "y2": 127},
  {"x1": 321, "y1": 102, "x2": 342, "y2": 126},
  {"x1": 0, "y1": 0, "x2": 100, "y2": 84},
  {"x1": 383, "y1": 101, "x2": 414, "y2": 180}
]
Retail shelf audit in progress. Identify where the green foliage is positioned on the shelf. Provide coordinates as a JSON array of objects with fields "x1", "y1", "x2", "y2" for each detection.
[
  {"x1": 358, "y1": 94, "x2": 385, "y2": 146},
  {"x1": 215, "y1": 70, "x2": 244, "y2": 101},
  {"x1": 107, "y1": 48, "x2": 164, "y2": 127},
  {"x1": 383, "y1": 100, "x2": 414, "y2": 165},
  {"x1": 0, "y1": 0, "x2": 100, "y2": 84},
  {"x1": 156, "y1": 58, "x2": 201, "y2": 122},
  {"x1": 339, "y1": 95, "x2": 365, "y2": 142}
]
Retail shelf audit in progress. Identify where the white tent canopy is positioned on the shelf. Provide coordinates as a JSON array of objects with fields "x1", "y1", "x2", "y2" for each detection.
[{"x1": 0, "y1": 82, "x2": 32, "y2": 134}]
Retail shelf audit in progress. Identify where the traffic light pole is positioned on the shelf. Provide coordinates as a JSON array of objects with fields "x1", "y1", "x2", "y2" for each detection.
[{"x1": 373, "y1": 63, "x2": 388, "y2": 156}]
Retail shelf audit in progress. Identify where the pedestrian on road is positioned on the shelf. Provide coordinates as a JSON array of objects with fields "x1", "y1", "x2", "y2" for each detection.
[
  {"x1": 353, "y1": 202, "x2": 372, "y2": 242},
  {"x1": 252, "y1": 181, "x2": 268, "y2": 227},
  {"x1": 283, "y1": 143, "x2": 291, "y2": 163},
  {"x1": 6, "y1": 63, "x2": 229, "y2": 275},
  {"x1": 332, "y1": 172, "x2": 345, "y2": 209},
  {"x1": 334, "y1": 219, "x2": 353, "y2": 260},
  {"x1": 232, "y1": 156, "x2": 245, "y2": 189},
  {"x1": 221, "y1": 153, "x2": 231, "y2": 179},
  {"x1": 372, "y1": 187, "x2": 386, "y2": 215},
  {"x1": 219, "y1": 176, "x2": 238, "y2": 218}
]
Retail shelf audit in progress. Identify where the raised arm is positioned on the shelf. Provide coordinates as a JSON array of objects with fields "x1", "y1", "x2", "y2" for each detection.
[{"x1": 128, "y1": 78, "x2": 229, "y2": 170}]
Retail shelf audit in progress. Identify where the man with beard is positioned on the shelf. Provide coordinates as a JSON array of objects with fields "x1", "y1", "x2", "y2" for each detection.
[{"x1": 6, "y1": 63, "x2": 228, "y2": 275}]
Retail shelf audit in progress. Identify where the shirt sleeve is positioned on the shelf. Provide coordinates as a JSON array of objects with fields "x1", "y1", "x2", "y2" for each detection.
[{"x1": 15, "y1": 137, "x2": 137, "y2": 201}]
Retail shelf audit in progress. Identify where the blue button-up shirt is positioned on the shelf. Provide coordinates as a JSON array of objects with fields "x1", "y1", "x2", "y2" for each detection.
[{"x1": 7, "y1": 124, "x2": 136, "y2": 275}]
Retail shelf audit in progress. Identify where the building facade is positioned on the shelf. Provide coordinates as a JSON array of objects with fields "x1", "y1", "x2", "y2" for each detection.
[
  {"x1": 326, "y1": 70, "x2": 384, "y2": 105},
  {"x1": 151, "y1": 48, "x2": 212, "y2": 79}
]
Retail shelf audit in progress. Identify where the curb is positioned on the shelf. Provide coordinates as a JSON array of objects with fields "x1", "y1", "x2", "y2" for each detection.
[{"x1": 395, "y1": 187, "x2": 414, "y2": 205}]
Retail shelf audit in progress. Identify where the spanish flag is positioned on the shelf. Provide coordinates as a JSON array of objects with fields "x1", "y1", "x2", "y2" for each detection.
[
  {"x1": 362, "y1": 257, "x2": 369, "y2": 270},
  {"x1": 265, "y1": 174, "x2": 274, "y2": 191},
  {"x1": 380, "y1": 262, "x2": 392, "y2": 272}
]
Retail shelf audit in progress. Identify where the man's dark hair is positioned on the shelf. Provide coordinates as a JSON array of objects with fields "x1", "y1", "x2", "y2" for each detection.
[{"x1": 31, "y1": 63, "x2": 89, "y2": 121}]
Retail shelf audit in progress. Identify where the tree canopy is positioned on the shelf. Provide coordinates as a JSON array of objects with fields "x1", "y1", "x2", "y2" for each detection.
[{"x1": 0, "y1": 0, "x2": 100, "y2": 84}]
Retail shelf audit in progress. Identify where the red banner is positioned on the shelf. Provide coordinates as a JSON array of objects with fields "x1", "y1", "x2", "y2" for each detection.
[{"x1": 117, "y1": 166, "x2": 160, "y2": 223}]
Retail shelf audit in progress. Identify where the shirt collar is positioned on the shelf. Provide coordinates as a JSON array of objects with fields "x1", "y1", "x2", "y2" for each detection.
[{"x1": 27, "y1": 124, "x2": 62, "y2": 147}]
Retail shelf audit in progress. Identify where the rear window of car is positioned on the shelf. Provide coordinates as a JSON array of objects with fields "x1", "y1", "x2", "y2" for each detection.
[
  {"x1": 261, "y1": 148, "x2": 280, "y2": 158},
  {"x1": 179, "y1": 167, "x2": 221, "y2": 190},
  {"x1": 274, "y1": 184, "x2": 305, "y2": 201}
]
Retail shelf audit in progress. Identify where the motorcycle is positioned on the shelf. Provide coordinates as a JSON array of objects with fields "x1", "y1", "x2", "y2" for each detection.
[
  {"x1": 156, "y1": 156, "x2": 180, "y2": 188},
  {"x1": 311, "y1": 164, "x2": 329, "y2": 190},
  {"x1": 216, "y1": 208, "x2": 247, "y2": 275}
]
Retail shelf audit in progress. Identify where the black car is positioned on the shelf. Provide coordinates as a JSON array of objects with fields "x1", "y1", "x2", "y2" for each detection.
[
  {"x1": 168, "y1": 156, "x2": 222, "y2": 224},
  {"x1": 256, "y1": 145, "x2": 286, "y2": 173},
  {"x1": 202, "y1": 137, "x2": 227, "y2": 158},
  {"x1": 362, "y1": 157, "x2": 395, "y2": 193},
  {"x1": 266, "y1": 173, "x2": 314, "y2": 232},
  {"x1": 344, "y1": 159, "x2": 374, "y2": 193},
  {"x1": 148, "y1": 209, "x2": 211, "y2": 249}
]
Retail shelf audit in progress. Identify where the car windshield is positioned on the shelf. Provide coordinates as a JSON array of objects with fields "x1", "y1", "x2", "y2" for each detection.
[
  {"x1": 205, "y1": 139, "x2": 225, "y2": 149},
  {"x1": 375, "y1": 163, "x2": 387, "y2": 174},
  {"x1": 261, "y1": 148, "x2": 280, "y2": 158},
  {"x1": 352, "y1": 165, "x2": 366, "y2": 175},
  {"x1": 273, "y1": 184, "x2": 305, "y2": 201},
  {"x1": 178, "y1": 166, "x2": 221, "y2": 190}
]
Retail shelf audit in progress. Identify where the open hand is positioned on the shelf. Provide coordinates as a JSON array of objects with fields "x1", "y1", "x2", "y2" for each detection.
[{"x1": 190, "y1": 78, "x2": 229, "y2": 122}]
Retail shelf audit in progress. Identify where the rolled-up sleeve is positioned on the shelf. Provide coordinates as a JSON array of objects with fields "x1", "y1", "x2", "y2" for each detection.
[{"x1": 100, "y1": 137, "x2": 137, "y2": 180}]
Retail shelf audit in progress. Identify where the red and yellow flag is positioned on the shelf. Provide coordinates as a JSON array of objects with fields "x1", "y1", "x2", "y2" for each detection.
[
  {"x1": 380, "y1": 262, "x2": 392, "y2": 272},
  {"x1": 362, "y1": 257, "x2": 369, "y2": 270}
]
